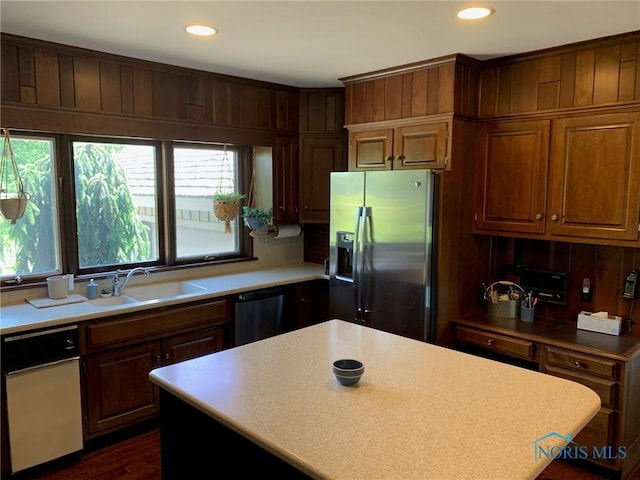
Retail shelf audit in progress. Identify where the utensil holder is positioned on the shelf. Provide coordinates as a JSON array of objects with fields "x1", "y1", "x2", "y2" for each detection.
[
  {"x1": 485, "y1": 280, "x2": 525, "y2": 319},
  {"x1": 520, "y1": 306, "x2": 535, "y2": 323}
]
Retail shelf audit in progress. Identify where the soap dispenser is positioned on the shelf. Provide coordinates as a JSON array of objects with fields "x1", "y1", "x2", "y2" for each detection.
[{"x1": 86, "y1": 279, "x2": 98, "y2": 299}]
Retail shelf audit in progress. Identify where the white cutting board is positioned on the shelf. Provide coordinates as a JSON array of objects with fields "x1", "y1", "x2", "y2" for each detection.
[{"x1": 26, "y1": 294, "x2": 86, "y2": 309}]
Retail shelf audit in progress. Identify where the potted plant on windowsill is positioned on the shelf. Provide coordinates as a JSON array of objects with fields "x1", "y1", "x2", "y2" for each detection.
[
  {"x1": 213, "y1": 192, "x2": 245, "y2": 233},
  {"x1": 242, "y1": 206, "x2": 273, "y2": 233}
]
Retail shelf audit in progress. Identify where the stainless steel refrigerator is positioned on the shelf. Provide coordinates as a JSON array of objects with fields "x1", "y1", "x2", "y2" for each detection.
[{"x1": 329, "y1": 170, "x2": 437, "y2": 342}]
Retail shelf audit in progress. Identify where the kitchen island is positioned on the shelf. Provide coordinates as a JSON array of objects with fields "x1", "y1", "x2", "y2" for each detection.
[{"x1": 149, "y1": 319, "x2": 601, "y2": 479}]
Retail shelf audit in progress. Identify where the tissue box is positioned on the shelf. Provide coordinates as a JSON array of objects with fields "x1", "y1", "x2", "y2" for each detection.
[{"x1": 577, "y1": 311, "x2": 622, "y2": 336}]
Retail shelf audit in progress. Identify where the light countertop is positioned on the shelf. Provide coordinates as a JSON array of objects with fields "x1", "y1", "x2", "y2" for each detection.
[
  {"x1": 149, "y1": 319, "x2": 601, "y2": 480},
  {"x1": 0, "y1": 263, "x2": 326, "y2": 335}
]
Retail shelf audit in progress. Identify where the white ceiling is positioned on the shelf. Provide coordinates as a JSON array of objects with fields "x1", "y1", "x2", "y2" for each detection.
[{"x1": 1, "y1": 1, "x2": 639, "y2": 88}]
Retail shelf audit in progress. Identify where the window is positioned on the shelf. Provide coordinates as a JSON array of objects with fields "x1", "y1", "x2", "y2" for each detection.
[
  {"x1": 0, "y1": 134, "x2": 61, "y2": 278},
  {"x1": 173, "y1": 145, "x2": 242, "y2": 260},
  {"x1": 72, "y1": 140, "x2": 159, "y2": 269},
  {"x1": 0, "y1": 133, "x2": 251, "y2": 284}
]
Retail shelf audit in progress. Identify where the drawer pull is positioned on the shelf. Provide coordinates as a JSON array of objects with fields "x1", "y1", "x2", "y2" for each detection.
[
  {"x1": 574, "y1": 360, "x2": 582, "y2": 368},
  {"x1": 487, "y1": 339, "x2": 494, "y2": 346}
]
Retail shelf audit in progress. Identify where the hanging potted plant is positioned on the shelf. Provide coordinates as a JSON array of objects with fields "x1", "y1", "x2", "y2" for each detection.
[
  {"x1": 242, "y1": 206, "x2": 273, "y2": 232},
  {"x1": 213, "y1": 191, "x2": 245, "y2": 233},
  {"x1": 0, "y1": 129, "x2": 29, "y2": 225}
]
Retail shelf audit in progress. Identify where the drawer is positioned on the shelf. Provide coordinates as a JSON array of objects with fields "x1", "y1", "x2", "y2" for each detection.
[
  {"x1": 83, "y1": 299, "x2": 230, "y2": 350},
  {"x1": 455, "y1": 326, "x2": 535, "y2": 361},
  {"x1": 543, "y1": 346, "x2": 619, "y2": 380},
  {"x1": 575, "y1": 408, "x2": 615, "y2": 451},
  {"x1": 542, "y1": 364, "x2": 617, "y2": 408}
]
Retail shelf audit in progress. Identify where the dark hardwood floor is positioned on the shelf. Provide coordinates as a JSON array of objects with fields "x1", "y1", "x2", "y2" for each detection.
[{"x1": 8, "y1": 424, "x2": 638, "y2": 480}]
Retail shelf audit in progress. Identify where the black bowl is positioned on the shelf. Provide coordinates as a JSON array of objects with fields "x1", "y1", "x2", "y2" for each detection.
[{"x1": 332, "y1": 359, "x2": 364, "y2": 386}]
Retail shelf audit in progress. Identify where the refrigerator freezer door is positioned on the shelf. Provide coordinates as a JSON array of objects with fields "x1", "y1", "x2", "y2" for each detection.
[
  {"x1": 362, "y1": 170, "x2": 434, "y2": 341},
  {"x1": 329, "y1": 172, "x2": 364, "y2": 322}
]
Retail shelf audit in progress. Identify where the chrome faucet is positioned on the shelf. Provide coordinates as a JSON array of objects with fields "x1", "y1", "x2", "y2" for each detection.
[{"x1": 112, "y1": 267, "x2": 150, "y2": 296}]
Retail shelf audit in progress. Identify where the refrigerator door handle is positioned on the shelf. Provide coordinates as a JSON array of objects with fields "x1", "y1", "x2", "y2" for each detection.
[
  {"x1": 361, "y1": 206, "x2": 373, "y2": 322},
  {"x1": 353, "y1": 206, "x2": 364, "y2": 320}
]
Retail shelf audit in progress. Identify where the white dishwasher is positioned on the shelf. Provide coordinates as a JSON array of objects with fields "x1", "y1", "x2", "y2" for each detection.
[{"x1": 2, "y1": 325, "x2": 84, "y2": 473}]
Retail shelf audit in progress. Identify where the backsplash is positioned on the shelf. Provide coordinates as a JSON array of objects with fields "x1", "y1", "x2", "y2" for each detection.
[
  {"x1": 252, "y1": 232, "x2": 304, "y2": 267},
  {"x1": 490, "y1": 237, "x2": 639, "y2": 335}
]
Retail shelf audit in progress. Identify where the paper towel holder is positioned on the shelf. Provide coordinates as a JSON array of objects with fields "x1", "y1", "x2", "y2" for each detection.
[
  {"x1": 271, "y1": 223, "x2": 303, "y2": 239},
  {"x1": 248, "y1": 223, "x2": 303, "y2": 239}
]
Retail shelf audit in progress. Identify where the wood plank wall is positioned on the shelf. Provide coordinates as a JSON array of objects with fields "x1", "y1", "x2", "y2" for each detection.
[
  {"x1": 492, "y1": 238, "x2": 640, "y2": 333},
  {"x1": 479, "y1": 31, "x2": 640, "y2": 117},
  {"x1": 299, "y1": 88, "x2": 346, "y2": 133},
  {"x1": 342, "y1": 54, "x2": 480, "y2": 125},
  {"x1": 1, "y1": 34, "x2": 299, "y2": 145}
]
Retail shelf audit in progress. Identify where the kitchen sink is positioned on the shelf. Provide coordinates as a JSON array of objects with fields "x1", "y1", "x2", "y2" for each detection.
[
  {"x1": 87, "y1": 295, "x2": 138, "y2": 308},
  {"x1": 124, "y1": 281, "x2": 207, "y2": 302}
]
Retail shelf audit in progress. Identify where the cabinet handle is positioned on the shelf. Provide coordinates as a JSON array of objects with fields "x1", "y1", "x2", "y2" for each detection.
[
  {"x1": 551, "y1": 214, "x2": 559, "y2": 222},
  {"x1": 396, "y1": 155, "x2": 405, "y2": 161},
  {"x1": 574, "y1": 360, "x2": 582, "y2": 368},
  {"x1": 535, "y1": 213, "x2": 543, "y2": 221},
  {"x1": 154, "y1": 354, "x2": 162, "y2": 365},
  {"x1": 385, "y1": 156, "x2": 393, "y2": 162},
  {"x1": 487, "y1": 339, "x2": 494, "y2": 346},
  {"x1": 163, "y1": 353, "x2": 170, "y2": 361},
  {"x1": 304, "y1": 204, "x2": 309, "y2": 210}
]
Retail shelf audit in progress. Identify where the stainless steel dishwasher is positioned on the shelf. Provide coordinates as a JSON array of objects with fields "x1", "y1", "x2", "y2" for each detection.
[
  {"x1": 2, "y1": 325, "x2": 84, "y2": 473},
  {"x1": 234, "y1": 286, "x2": 287, "y2": 346}
]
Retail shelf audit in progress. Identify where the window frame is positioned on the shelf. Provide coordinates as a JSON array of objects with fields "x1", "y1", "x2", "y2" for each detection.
[
  {"x1": 168, "y1": 142, "x2": 252, "y2": 266},
  {"x1": 0, "y1": 132, "x2": 255, "y2": 287}
]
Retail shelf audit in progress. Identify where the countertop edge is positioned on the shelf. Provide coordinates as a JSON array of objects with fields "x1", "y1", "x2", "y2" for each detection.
[{"x1": 1, "y1": 263, "x2": 328, "y2": 336}]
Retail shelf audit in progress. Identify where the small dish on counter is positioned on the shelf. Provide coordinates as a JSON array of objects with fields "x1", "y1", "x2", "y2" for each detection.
[
  {"x1": 99, "y1": 291, "x2": 112, "y2": 298},
  {"x1": 332, "y1": 359, "x2": 364, "y2": 386}
]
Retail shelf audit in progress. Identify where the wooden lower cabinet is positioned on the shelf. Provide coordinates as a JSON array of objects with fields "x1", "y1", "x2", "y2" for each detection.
[
  {"x1": 81, "y1": 299, "x2": 231, "y2": 439},
  {"x1": 540, "y1": 346, "x2": 623, "y2": 468},
  {"x1": 84, "y1": 341, "x2": 161, "y2": 437},
  {"x1": 452, "y1": 321, "x2": 640, "y2": 478},
  {"x1": 294, "y1": 280, "x2": 329, "y2": 330}
]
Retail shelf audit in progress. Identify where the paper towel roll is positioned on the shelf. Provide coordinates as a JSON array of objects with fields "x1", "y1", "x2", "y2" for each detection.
[{"x1": 273, "y1": 223, "x2": 303, "y2": 239}]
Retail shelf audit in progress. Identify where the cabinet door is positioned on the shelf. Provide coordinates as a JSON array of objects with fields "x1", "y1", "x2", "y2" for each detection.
[
  {"x1": 393, "y1": 122, "x2": 449, "y2": 170},
  {"x1": 300, "y1": 135, "x2": 346, "y2": 223},
  {"x1": 295, "y1": 280, "x2": 329, "y2": 329},
  {"x1": 84, "y1": 342, "x2": 161, "y2": 438},
  {"x1": 273, "y1": 135, "x2": 299, "y2": 224},
  {"x1": 549, "y1": 113, "x2": 640, "y2": 241},
  {"x1": 348, "y1": 129, "x2": 393, "y2": 171},
  {"x1": 163, "y1": 327, "x2": 225, "y2": 365},
  {"x1": 473, "y1": 120, "x2": 550, "y2": 234}
]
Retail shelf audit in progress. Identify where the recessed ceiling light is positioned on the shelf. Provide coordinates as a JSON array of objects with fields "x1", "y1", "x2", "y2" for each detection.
[
  {"x1": 457, "y1": 6, "x2": 495, "y2": 20},
  {"x1": 185, "y1": 25, "x2": 217, "y2": 36}
]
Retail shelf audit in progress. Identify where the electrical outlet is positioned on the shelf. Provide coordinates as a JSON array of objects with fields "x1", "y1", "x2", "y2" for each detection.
[
  {"x1": 581, "y1": 278, "x2": 592, "y2": 301},
  {"x1": 623, "y1": 270, "x2": 637, "y2": 299}
]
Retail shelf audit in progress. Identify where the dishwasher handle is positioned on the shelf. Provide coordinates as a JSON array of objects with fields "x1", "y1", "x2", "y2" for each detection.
[
  {"x1": 5, "y1": 356, "x2": 80, "y2": 376},
  {"x1": 236, "y1": 286, "x2": 285, "y2": 302}
]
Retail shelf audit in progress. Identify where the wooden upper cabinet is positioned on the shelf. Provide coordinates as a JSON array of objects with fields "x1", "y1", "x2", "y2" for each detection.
[
  {"x1": 393, "y1": 122, "x2": 449, "y2": 170},
  {"x1": 273, "y1": 135, "x2": 299, "y2": 224},
  {"x1": 348, "y1": 129, "x2": 394, "y2": 170},
  {"x1": 548, "y1": 112, "x2": 640, "y2": 241},
  {"x1": 473, "y1": 120, "x2": 550, "y2": 234},
  {"x1": 349, "y1": 120, "x2": 450, "y2": 171},
  {"x1": 300, "y1": 135, "x2": 346, "y2": 223},
  {"x1": 473, "y1": 112, "x2": 640, "y2": 245},
  {"x1": 342, "y1": 55, "x2": 476, "y2": 171}
]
